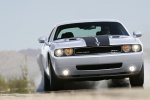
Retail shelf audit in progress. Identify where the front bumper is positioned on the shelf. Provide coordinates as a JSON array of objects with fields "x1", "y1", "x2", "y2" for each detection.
[{"x1": 51, "y1": 52, "x2": 143, "y2": 80}]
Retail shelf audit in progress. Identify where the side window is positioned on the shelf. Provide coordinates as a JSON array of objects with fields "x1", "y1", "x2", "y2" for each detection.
[{"x1": 48, "y1": 28, "x2": 54, "y2": 42}]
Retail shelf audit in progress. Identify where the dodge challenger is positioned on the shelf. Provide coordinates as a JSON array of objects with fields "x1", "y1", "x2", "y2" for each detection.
[{"x1": 38, "y1": 19, "x2": 144, "y2": 91}]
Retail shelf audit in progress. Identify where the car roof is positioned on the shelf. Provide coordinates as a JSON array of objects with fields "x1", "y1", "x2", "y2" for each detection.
[{"x1": 55, "y1": 19, "x2": 121, "y2": 27}]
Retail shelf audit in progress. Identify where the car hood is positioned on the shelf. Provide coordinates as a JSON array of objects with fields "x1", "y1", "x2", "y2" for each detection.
[
  {"x1": 109, "y1": 36, "x2": 138, "y2": 45},
  {"x1": 54, "y1": 36, "x2": 140, "y2": 48}
]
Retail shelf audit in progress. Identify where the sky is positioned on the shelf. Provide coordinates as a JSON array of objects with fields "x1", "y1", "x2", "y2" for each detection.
[{"x1": 0, "y1": 0, "x2": 150, "y2": 50}]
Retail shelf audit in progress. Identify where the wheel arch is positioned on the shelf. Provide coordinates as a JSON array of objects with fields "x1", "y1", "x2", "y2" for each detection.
[{"x1": 47, "y1": 51, "x2": 53, "y2": 70}]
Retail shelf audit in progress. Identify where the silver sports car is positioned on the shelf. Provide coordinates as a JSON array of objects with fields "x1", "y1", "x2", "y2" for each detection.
[{"x1": 38, "y1": 19, "x2": 144, "y2": 91}]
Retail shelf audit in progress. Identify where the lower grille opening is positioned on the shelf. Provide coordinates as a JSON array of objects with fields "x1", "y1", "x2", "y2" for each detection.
[{"x1": 76, "y1": 63, "x2": 122, "y2": 70}]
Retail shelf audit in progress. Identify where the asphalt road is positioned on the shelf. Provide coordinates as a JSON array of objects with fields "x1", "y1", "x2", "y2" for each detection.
[{"x1": 0, "y1": 88, "x2": 150, "y2": 100}]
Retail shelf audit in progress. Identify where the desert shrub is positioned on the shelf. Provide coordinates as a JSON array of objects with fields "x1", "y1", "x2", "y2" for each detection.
[
  {"x1": 0, "y1": 55, "x2": 35, "y2": 93},
  {"x1": 0, "y1": 75, "x2": 35, "y2": 93},
  {"x1": 0, "y1": 75, "x2": 9, "y2": 93},
  {"x1": 8, "y1": 77, "x2": 29, "y2": 93}
]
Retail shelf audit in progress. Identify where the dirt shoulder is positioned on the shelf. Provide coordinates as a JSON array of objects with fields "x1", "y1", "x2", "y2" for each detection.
[{"x1": 0, "y1": 88, "x2": 150, "y2": 100}]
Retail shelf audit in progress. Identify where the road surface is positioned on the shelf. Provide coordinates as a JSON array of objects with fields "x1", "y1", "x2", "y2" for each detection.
[{"x1": 0, "y1": 88, "x2": 150, "y2": 100}]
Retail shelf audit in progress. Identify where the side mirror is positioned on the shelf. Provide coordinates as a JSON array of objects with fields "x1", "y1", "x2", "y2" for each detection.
[
  {"x1": 133, "y1": 31, "x2": 142, "y2": 38},
  {"x1": 38, "y1": 36, "x2": 48, "y2": 45}
]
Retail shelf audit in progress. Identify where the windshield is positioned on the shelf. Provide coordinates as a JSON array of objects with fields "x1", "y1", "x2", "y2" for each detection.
[{"x1": 54, "y1": 22, "x2": 129, "y2": 40}]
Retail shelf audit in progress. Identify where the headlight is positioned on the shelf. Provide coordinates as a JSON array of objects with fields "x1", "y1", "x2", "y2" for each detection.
[
  {"x1": 122, "y1": 45, "x2": 131, "y2": 52},
  {"x1": 64, "y1": 48, "x2": 74, "y2": 56},
  {"x1": 54, "y1": 49, "x2": 63, "y2": 57},
  {"x1": 54, "y1": 48, "x2": 74, "y2": 57},
  {"x1": 132, "y1": 44, "x2": 141, "y2": 52}
]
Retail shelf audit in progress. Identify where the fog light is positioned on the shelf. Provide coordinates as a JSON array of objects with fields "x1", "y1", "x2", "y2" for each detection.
[
  {"x1": 63, "y1": 69, "x2": 69, "y2": 76},
  {"x1": 129, "y1": 66, "x2": 136, "y2": 72}
]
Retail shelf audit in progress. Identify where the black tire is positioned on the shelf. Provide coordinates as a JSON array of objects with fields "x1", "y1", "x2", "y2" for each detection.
[
  {"x1": 44, "y1": 71, "x2": 50, "y2": 91},
  {"x1": 129, "y1": 65, "x2": 144, "y2": 87},
  {"x1": 48, "y1": 58, "x2": 64, "y2": 91}
]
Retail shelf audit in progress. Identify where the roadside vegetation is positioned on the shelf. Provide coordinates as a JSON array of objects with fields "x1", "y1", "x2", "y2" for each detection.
[{"x1": 0, "y1": 55, "x2": 35, "y2": 93}]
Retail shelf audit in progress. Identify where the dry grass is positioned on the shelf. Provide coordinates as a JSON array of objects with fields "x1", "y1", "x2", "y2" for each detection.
[{"x1": 0, "y1": 55, "x2": 35, "y2": 94}]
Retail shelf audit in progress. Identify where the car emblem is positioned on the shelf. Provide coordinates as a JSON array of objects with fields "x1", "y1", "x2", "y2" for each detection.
[
  {"x1": 95, "y1": 42, "x2": 100, "y2": 46},
  {"x1": 95, "y1": 37, "x2": 100, "y2": 46}
]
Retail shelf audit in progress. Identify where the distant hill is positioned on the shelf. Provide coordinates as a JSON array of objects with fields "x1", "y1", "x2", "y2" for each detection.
[
  {"x1": 19, "y1": 48, "x2": 41, "y2": 57},
  {"x1": 0, "y1": 50, "x2": 41, "y2": 79}
]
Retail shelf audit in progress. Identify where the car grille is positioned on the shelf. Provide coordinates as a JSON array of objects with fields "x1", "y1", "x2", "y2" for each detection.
[
  {"x1": 76, "y1": 63, "x2": 122, "y2": 70},
  {"x1": 74, "y1": 46, "x2": 121, "y2": 55}
]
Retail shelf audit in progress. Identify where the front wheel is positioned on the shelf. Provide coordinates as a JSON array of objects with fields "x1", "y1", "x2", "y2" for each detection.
[
  {"x1": 44, "y1": 71, "x2": 50, "y2": 91},
  {"x1": 48, "y1": 58, "x2": 64, "y2": 91},
  {"x1": 129, "y1": 65, "x2": 144, "y2": 87}
]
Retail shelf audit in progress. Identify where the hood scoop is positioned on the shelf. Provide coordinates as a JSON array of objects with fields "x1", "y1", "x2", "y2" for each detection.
[
  {"x1": 110, "y1": 36, "x2": 120, "y2": 38},
  {"x1": 109, "y1": 35, "x2": 129, "y2": 39},
  {"x1": 64, "y1": 38, "x2": 79, "y2": 42},
  {"x1": 54, "y1": 38, "x2": 78, "y2": 43},
  {"x1": 68, "y1": 38, "x2": 77, "y2": 41}
]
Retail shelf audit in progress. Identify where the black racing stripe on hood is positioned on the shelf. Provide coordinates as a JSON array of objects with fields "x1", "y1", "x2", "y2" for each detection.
[
  {"x1": 81, "y1": 37, "x2": 97, "y2": 47},
  {"x1": 96, "y1": 35, "x2": 110, "y2": 46}
]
